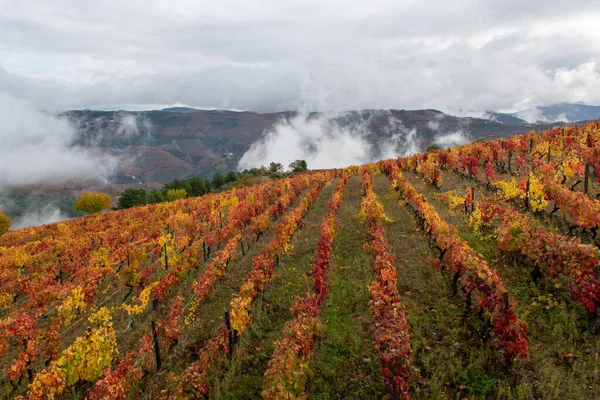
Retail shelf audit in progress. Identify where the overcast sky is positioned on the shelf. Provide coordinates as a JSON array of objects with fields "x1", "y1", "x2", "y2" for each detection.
[{"x1": 1, "y1": 0, "x2": 600, "y2": 113}]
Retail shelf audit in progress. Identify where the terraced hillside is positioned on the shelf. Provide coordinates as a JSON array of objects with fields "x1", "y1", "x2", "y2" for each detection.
[{"x1": 2, "y1": 122, "x2": 600, "y2": 399}]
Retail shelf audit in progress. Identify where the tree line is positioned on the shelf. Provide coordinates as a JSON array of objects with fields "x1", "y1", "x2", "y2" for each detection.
[
  {"x1": 0, "y1": 160, "x2": 311, "y2": 230},
  {"x1": 117, "y1": 159, "x2": 308, "y2": 210}
]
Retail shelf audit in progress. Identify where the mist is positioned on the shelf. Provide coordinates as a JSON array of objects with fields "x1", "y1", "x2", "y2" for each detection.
[
  {"x1": 10, "y1": 205, "x2": 69, "y2": 230},
  {"x1": 116, "y1": 113, "x2": 153, "y2": 139},
  {"x1": 237, "y1": 111, "x2": 424, "y2": 170},
  {"x1": 427, "y1": 116, "x2": 473, "y2": 149},
  {"x1": 0, "y1": 191, "x2": 82, "y2": 230},
  {"x1": 433, "y1": 131, "x2": 472, "y2": 148},
  {"x1": 0, "y1": 92, "x2": 118, "y2": 188}
]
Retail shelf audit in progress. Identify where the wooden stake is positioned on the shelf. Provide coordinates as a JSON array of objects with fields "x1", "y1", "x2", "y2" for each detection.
[
  {"x1": 151, "y1": 320, "x2": 162, "y2": 370},
  {"x1": 525, "y1": 178, "x2": 530, "y2": 209},
  {"x1": 585, "y1": 163, "x2": 590, "y2": 196},
  {"x1": 529, "y1": 138, "x2": 533, "y2": 153},
  {"x1": 224, "y1": 311, "x2": 235, "y2": 359},
  {"x1": 163, "y1": 243, "x2": 168, "y2": 270}
]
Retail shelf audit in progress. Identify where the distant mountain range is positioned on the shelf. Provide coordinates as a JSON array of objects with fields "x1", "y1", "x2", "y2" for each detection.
[
  {"x1": 489, "y1": 103, "x2": 600, "y2": 124},
  {"x1": 64, "y1": 106, "x2": 587, "y2": 187},
  {"x1": 5, "y1": 103, "x2": 596, "y2": 229}
]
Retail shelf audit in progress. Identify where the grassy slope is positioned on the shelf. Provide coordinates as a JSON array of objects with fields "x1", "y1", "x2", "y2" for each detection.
[
  {"x1": 373, "y1": 172, "x2": 507, "y2": 399},
  {"x1": 134, "y1": 184, "x2": 324, "y2": 398},
  {"x1": 7, "y1": 156, "x2": 600, "y2": 399},
  {"x1": 309, "y1": 174, "x2": 387, "y2": 399},
  {"x1": 213, "y1": 181, "x2": 337, "y2": 398},
  {"x1": 404, "y1": 168, "x2": 600, "y2": 399}
]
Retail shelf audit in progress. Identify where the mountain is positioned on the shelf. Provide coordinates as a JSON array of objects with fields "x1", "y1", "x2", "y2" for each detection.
[
  {"x1": 505, "y1": 103, "x2": 600, "y2": 123},
  {"x1": 485, "y1": 111, "x2": 528, "y2": 125},
  {"x1": 65, "y1": 108, "x2": 561, "y2": 186},
  {"x1": 537, "y1": 103, "x2": 600, "y2": 122},
  {"x1": 3, "y1": 122, "x2": 600, "y2": 398}
]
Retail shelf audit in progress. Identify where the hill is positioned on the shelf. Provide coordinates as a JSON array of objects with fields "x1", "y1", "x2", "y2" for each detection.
[
  {"x1": 501, "y1": 103, "x2": 600, "y2": 124},
  {"x1": 2, "y1": 122, "x2": 600, "y2": 398},
  {"x1": 4, "y1": 106, "x2": 571, "y2": 228},
  {"x1": 67, "y1": 108, "x2": 561, "y2": 184}
]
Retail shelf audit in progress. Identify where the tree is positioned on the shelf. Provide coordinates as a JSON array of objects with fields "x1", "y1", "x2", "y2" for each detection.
[
  {"x1": 212, "y1": 173, "x2": 225, "y2": 190},
  {"x1": 289, "y1": 159, "x2": 308, "y2": 173},
  {"x1": 117, "y1": 188, "x2": 147, "y2": 209},
  {"x1": 166, "y1": 188, "x2": 187, "y2": 201},
  {"x1": 244, "y1": 167, "x2": 267, "y2": 177},
  {"x1": 225, "y1": 171, "x2": 238, "y2": 183},
  {"x1": 164, "y1": 179, "x2": 192, "y2": 196},
  {"x1": 426, "y1": 143, "x2": 441, "y2": 152},
  {"x1": 187, "y1": 176, "x2": 209, "y2": 197},
  {"x1": 269, "y1": 162, "x2": 283, "y2": 173},
  {"x1": 75, "y1": 192, "x2": 111, "y2": 214},
  {"x1": 147, "y1": 190, "x2": 164, "y2": 204},
  {"x1": 0, "y1": 210, "x2": 11, "y2": 236},
  {"x1": 237, "y1": 175, "x2": 257, "y2": 187}
]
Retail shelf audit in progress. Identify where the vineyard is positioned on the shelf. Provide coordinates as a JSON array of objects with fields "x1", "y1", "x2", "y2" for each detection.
[{"x1": 3, "y1": 122, "x2": 600, "y2": 399}]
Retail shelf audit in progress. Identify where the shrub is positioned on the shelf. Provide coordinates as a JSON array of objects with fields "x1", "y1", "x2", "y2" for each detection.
[{"x1": 75, "y1": 192, "x2": 111, "y2": 214}]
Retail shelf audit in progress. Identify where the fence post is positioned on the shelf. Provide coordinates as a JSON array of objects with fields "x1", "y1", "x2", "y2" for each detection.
[
  {"x1": 224, "y1": 311, "x2": 234, "y2": 359},
  {"x1": 585, "y1": 163, "x2": 590, "y2": 196},
  {"x1": 529, "y1": 138, "x2": 533, "y2": 153},
  {"x1": 151, "y1": 320, "x2": 162, "y2": 370},
  {"x1": 163, "y1": 243, "x2": 168, "y2": 270},
  {"x1": 525, "y1": 178, "x2": 530, "y2": 209}
]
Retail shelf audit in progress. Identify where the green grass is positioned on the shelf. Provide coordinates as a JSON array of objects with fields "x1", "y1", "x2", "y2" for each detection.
[
  {"x1": 213, "y1": 181, "x2": 337, "y2": 398},
  {"x1": 309, "y1": 174, "x2": 387, "y2": 399},
  {"x1": 8, "y1": 163, "x2": 600, "y2": 399},
  {"x1": 403, "y1": 169, "x2": 600, "y2": 399},
  {"x1": 372, "y1": 173, "x2": 506, "y2": 399}
]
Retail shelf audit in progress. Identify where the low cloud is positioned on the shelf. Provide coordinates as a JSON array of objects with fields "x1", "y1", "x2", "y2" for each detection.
[
  {"x1": 0, "y1": 192, "x2": 79, "y2": 230},
  {"x1": 238, "y1": 112, "x2": 372, "y2": 170},
  {"x1": 516, "y1": 107, "x2": 548, "y2": 123},
  {"x1": 237, "y1": 111, "x2": 423, "y2": 170},
  {"x1": 425, "y1": 115, "x2": 473, "y2": 149},
  {"x1": 433, "y1": 131, "x2": 472, "y2": 148},
  {"x1": 0, "y1": 92, "x2": 118, "y2": 188},
  {"x1": 10, "y1": 204, "x2": 69, "y2": 230},
  {"x1": 116, "y1": 113, "x2": 153, "y2": 139}
]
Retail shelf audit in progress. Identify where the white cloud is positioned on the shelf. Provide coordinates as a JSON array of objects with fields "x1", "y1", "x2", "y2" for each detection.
[
  {"x1": 237, "y1": 113, "x2": 374, "y2": 170},
  {"x1": 116, "y1": 113, "x2": 152, "y2": 139},
  {"x1": 10, "y1": 205, "x2": 69, "y2": 230},
  {"x1": 433, "y1": 131, "x2": 472, "y2": 148},
  {"x1": 0, "y1": 1, "x2": 599, "y2": 113},
  {"x1": 516, "y1": 107, "x2": 547, "y2": 123},
  {"x1": 237, "y1": 111, "x2": 423, "y2": 170},
  {"x1": 0, "y1": 92, "x2": 118, "y2": 188}
]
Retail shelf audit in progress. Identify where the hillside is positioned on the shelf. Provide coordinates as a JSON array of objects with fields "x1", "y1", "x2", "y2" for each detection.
[
  {"x1": 508, "y1": 103, "x2": 600, "y2": 123},
  {"x1": 3, "y1": 107, "x2": 567, "y2": 227},
  {"x1": 2, "y1": 122, "x2": 600, "y2": 399},
  {"x1": 67, "y1": 108, "x2": 560, "y2": 184}
]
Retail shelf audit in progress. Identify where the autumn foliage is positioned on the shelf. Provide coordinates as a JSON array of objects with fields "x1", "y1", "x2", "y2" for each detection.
[
  {"x1": 0, "y1": 209, "x2": 11, "y2": 235},
  {"x1": 75, "y1": 191, "x2": 112, "y2": 214},
  {"x1": 5, "y1": 121, "x2": 600, "y2": 398}
]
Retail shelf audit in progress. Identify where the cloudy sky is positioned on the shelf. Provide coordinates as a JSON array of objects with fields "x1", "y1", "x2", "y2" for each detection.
[{"x1": 1, "y1": 0, "x2": 600, "y2": 113}]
